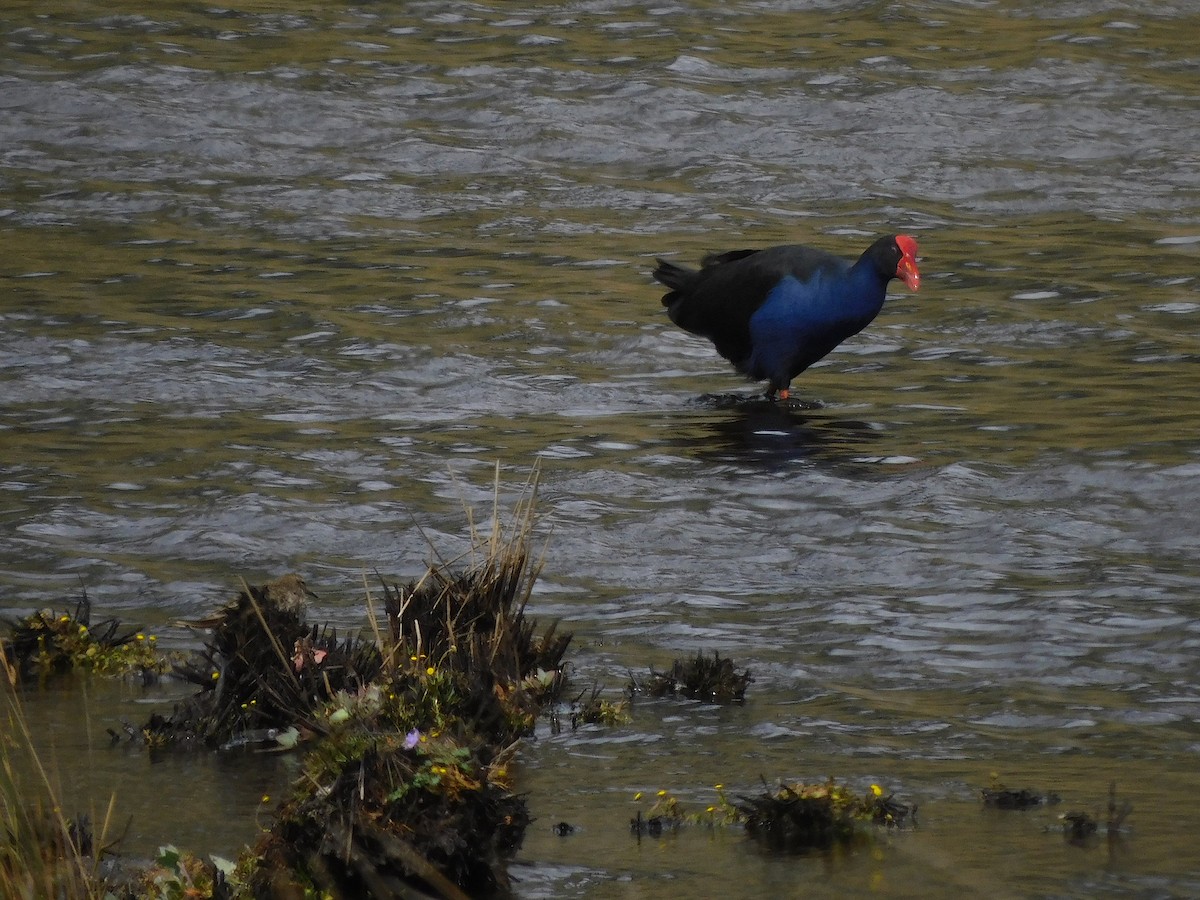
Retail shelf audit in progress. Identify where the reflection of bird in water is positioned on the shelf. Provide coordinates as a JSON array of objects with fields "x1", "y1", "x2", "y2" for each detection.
[
  {"x1": 175, "y1": 574, "x2": 317, "y2": 630},
  {"x1": 670, "y1": 399, "x2": 882, "y2": 472}
]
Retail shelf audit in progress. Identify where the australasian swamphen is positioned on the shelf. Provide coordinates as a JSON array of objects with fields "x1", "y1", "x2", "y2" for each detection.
[{"x1": 653, "y1": 234, "x2": 920, "y2": 400}]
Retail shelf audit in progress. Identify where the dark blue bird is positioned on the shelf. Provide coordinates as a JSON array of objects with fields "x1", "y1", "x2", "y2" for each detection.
[{"x1": 653, "y1": 234, "x2": 920, "y2": 400}]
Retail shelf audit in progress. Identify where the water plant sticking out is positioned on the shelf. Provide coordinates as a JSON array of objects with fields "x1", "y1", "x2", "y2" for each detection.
[
  {"x1": 559, "y1": 683, "x2": 631, "y2": 731},
  {"x1": 1056, "y1": 782, "x2": 1132, "y2": 846},
  {"x1": 980, "y1": 772, "x2": 1061, "y2": 810},
  {"x1": 3, "y1": 590, "x2": 175, "y2": 683},
  {"x1": 141, "y1": 574, "x2": 382, "y2": 752},
  {"x1": 628, "y1": 780, "x2": 912, "y2": 853},
  {"x1": 737, "y1": 780, "x2": 915, "y2": 852},
  {"x1": 629, "y1": 650, "x2": 753, "y2": 703}
]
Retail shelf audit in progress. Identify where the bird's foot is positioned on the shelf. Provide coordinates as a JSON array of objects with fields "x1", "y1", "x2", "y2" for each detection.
[{"x1": 766, "y1": 387, "x2": 790, "y2": 402}]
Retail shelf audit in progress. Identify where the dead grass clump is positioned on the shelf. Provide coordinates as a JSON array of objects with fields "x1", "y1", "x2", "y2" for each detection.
[{"x1": 371, "y1": 549, "x2": 571, "y2": 746}]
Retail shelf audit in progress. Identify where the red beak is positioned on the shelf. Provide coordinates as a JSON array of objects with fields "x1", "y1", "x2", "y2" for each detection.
[{"x1": 894, "y1": 235, "x2": 920, "y2": 291}]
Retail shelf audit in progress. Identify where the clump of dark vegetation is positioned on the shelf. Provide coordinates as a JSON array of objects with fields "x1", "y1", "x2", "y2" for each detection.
[
  {"x1": 560, "y1": 683, "x2": 630, "y2": 731},
  {"x1": 3, "y1": 589, "x2": 175, "y2": 683},
  {"x1": 630, "y1": 650, "x2": 752, "y2": 703},
  {"x1": 627, "y1": 780, "x2": 911, "y2": 854},
  {"x1": 257, "y1": 729, "x2": 528, "y2": 898},
  {"x1": 981, "y1": 776, "x2": 1132, "y2": 846},
  {"x1": 140, "y1": 574, "x2": 382, "y2": 752},
  {"x1": 737, "y1": 780, "x2": 914, "y2": 852},
  {"x1": 246, "y1": 497, "x2": 572, "y2": 898},
  {"x1": 1057, "y1": 782, "x2": 1131, "y2": 845}
]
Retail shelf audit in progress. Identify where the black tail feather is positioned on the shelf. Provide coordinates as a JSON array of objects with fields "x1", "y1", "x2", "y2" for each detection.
[
  {"x1": 652, "y1": 258, "x2": 695, "y2": 296},
  {"x1": 700, "y1": 248, "x2": 759, "y2": 268}
]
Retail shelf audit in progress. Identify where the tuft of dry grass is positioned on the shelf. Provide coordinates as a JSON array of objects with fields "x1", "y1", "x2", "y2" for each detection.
[{"x1": 0, "y1": 650, "x2": 115, "y2": 899}]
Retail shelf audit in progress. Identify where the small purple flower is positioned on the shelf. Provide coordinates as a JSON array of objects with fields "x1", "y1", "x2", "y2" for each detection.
[{"x1": 404, "y1": 728, "x2": 420, "y2": 750}]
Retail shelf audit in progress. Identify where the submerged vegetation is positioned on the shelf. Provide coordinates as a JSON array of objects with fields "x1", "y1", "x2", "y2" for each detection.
[
  {"x1": 982, "y1": 786, "x2": 1061, "y2": 810},
  {"x1": 1058, "y1": 784, "x2": 1132, "y2": 845}
]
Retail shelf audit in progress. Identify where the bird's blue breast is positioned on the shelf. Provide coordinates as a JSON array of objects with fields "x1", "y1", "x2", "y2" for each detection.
[{"x1": 745, "y1": 270, "x2": 886, "y2": 383}]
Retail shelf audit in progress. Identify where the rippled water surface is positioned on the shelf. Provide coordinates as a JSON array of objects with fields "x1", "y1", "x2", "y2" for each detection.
[{"x1": 3, "y1": 0, "x2": 1200, "y2": 895}]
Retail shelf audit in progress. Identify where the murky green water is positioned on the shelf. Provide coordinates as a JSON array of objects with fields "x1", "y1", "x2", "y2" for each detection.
[{"x1": 3, "y1": 0, "x2": 1200, "y2": 895}]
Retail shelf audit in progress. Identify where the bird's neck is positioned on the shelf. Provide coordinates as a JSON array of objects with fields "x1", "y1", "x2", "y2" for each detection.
[{"x1": 843, "y1": 258, "x2": 890, "y2": 309}]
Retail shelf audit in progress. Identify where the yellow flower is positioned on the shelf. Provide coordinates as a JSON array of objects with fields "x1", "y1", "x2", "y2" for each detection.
[
  {"x1": 59, "y1": 615, "x2": 70, "y2": 623},
  {"x1": 426, "y1": 666, "x2": 436, "y2": 676},
  {"x1": 211, "y1": 671, "x2": 220, "y2": 680},
  {"x1": 870, "y1": 784, "x2": 883, "y2": 797},
  {"x1": 135, "y1": 633, "x2": 145, "y2": 641},
  {"x1": 706, "y1": 806, "x2": 716, "y2": 813},
  {"x1": 633, "y1": 792, "x2": 643, "y2": 801},
  {"x1": 261, "y1": 794, "x2": 270, "y2": 804},
  {"x1": 657, "y1": 789, "x2": 667, "y2": 797},
  {"x1": 714, "y1": 783, "x2": 724, "y2": 791}
]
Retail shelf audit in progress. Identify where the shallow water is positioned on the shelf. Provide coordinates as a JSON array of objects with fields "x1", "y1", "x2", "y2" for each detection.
[{"x1": 3, "y1": 0, "x2": 1200, "y2": 895}]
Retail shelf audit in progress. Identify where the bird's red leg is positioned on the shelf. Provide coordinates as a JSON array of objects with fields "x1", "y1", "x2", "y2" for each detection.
[{"x1": 778, "y1": 387, "x2": 789, "y2": 401}]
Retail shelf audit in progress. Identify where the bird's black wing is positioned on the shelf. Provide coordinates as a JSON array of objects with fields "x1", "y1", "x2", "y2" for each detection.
[{"x1": 655, "y1": 245, "x2": 846, "y2": 367}]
